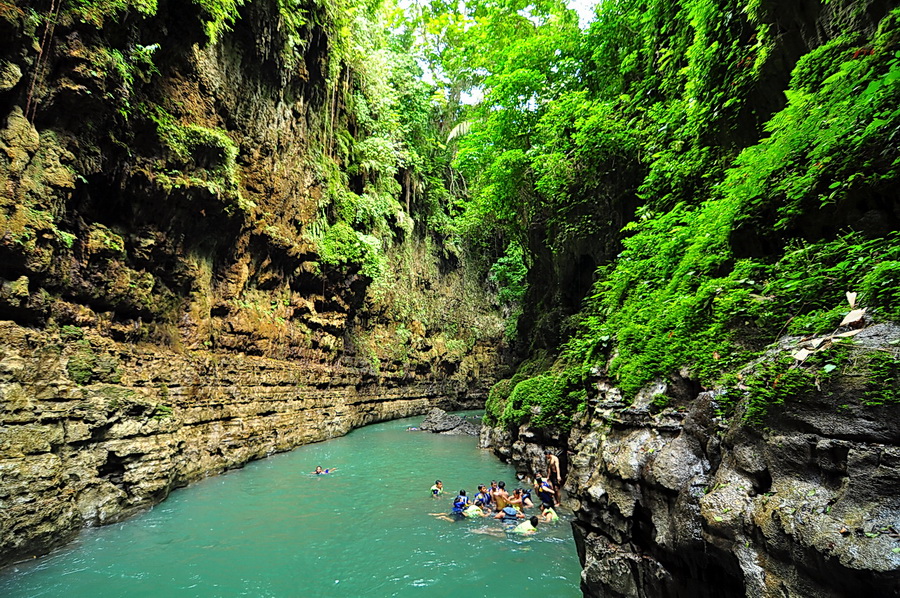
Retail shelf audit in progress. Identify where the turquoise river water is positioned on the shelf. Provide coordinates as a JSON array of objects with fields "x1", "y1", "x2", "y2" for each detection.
[{"x1": 1, "y1": 413, "x2": 582, "y2": 597}]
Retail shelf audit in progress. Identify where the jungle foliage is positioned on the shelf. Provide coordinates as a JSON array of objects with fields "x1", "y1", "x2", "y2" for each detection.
[
  {"x1": 409, "y1": 0, "x2": 900, "y2": 428},
  {"x1": 32, "y1": 0, "x2": 900, "y2": 425}
]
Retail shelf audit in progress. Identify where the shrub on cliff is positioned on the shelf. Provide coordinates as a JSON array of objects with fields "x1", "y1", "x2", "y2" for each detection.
[{"x1": 317, "y1": 221, "x2": 385, "y2": 281}]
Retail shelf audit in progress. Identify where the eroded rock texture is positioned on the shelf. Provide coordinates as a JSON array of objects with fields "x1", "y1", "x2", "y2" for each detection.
[
  {"x1": 484, "y1": 325, "x2": 900, "y2": 597},
  {"x1": 0, "y1": 0, "x2": 506, "y2": 568},
  {"x1": 419, "y1": 407, "x2": 481, "y2": 435}
]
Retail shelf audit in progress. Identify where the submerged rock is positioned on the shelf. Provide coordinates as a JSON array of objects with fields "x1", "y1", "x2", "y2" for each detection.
[{"x1": 419, "y1": 408, "x2": 481, "y2": 436}]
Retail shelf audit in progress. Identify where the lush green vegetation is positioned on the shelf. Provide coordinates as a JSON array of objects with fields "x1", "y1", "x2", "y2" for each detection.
[
  {"x1": 24, "y1": 0, "x2": 900, "y2": 425},
  {"x1": 36, "y1": 0, "x2": 506, "y2": 357},
  {"x1": 397, "y1": 0, "x2": 900, "y2": 428}
]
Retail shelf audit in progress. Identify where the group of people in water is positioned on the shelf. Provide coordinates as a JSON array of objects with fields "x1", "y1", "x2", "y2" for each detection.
[{"x1": 429, "y1": 450, "x2": 563, "y2": 536}]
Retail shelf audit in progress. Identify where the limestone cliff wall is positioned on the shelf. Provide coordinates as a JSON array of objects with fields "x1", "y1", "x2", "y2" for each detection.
[
  {"x1": 482, "y1": 324, "x2": 900, "y2": 597},
  {"x1": 1, "y1": 320, "x2": 491, "y2": 567},
  {"x1": 0, "y1": 0, "x2": 506, "y2": 568}
]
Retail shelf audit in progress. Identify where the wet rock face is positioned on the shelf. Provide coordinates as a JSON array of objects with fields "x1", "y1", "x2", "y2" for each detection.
[
  {"x1": 419, "y1": 408, "x2": 481, "y2": 435},
  {"x1": 481, "y1": 326, "x2": 900, "y2": 597},
  {"x1": 564, "y1": 377, "x2": 900, "y2": 596}
]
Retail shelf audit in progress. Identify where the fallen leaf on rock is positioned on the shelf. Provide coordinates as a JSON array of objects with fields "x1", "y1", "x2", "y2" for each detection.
[
  {"x1": 792, "y1": 348, "x2": 812, "y2": 361},
  {"x1": 833, "y1": 329, "x2": 862, "y2": 338},
  {"x1": 840, "y1": 308, "x2": 866, "y2": 327}
]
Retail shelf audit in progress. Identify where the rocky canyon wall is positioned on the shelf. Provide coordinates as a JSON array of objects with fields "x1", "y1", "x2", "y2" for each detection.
[
  {"x1": 1, "y1": 319, "x2": 494, "y2": 568},
  {"x1": 0, "y1": 0, "x2": 506, "y2": 568},
  {"x1": 482, "y1": 325, "x2": 900, "y2": 597}
]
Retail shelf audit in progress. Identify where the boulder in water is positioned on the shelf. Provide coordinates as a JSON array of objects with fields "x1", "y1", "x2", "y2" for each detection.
[{"x1": 419, "y1": 408, "x2": 481, "y2": 436}]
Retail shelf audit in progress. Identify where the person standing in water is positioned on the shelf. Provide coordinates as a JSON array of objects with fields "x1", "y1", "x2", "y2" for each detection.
[
  {"x1": 475, "y1": 485, "x2": 492, "y2": 509},
  {"x1": 507, "y1": 488, "x2": 528, "y2": 511},
  {"x1": 545, "y1": 450, "x2": 562, "y2": 505},
  {"x1": 534, "y1": 473, "x2": 555, "y2": 507},
  {"x1": 431, "y1": 480, "x2": 444, "y2": 496},
  {"x1": 492, "y1": 481, "x2": 510, "y2": 511}
]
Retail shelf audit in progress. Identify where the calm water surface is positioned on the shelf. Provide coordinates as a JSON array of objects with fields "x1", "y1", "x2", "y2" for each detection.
[{"x1": 1, "y1": 413, "x2": 582, "y2": 597}]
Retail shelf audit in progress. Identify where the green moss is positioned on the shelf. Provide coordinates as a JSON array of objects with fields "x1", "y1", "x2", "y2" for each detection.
[
  {"x1": 60, "y1": 325, "x2": 84, "y2": 341},
  {"x1": 8, "y1": 275, "x2": 29, "y2": 299},
  {"x1": 94, "y1": 355, "x2": 123, "y2": 384},
  {"x1": 317, "y1": 221, "x2": 385, "y2": 280},
  {"x1": 66, "y1": 341, "x2": 97, "y2": 385},
  {"x1": 152, "y1": 404, "x2": 174, "y2": 419},
  {"x1": 484, "y1": 377, "x2": 516, "y2": 425},
  {"x1": 650, "y1": 393, "x2": 671, "y2": 412},
  {"x1": 96, "y1": 385, "x2": 138, "y2": 411},
  {"x1": 86, "y1": 223, "x2": 126, "y2": 256},
  {"x1": 64, "y1": 339, "x2": 122, "y2": 385},
  {"x1": 56, "y1": 230, "x2": 77, "y2": 248},
  {"x1": 487, "y1": 361, "x2": 587, "y2": 430},
  {"x1": 145, "y1": 105, "x2": 253, "y2": 215},
  {"x1": 484, "y1": 351, "x2": 557, "y2": 426},
  {"x1": 720, "y1": 344, "x2": 852, "y2": 425},
  {"x1": 861, "y1": 261, "x2": 900, "y2": 321},
  {"x1": 863, "y1": 352, "x2": 900, "y2": 406}
]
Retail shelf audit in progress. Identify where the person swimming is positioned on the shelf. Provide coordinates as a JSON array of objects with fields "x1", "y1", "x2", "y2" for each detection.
[
  {"x1": 512, "y1": 515, "x2": 540, "y2": 535},
  {"x1": 474, "y1": 485, "x2": 492, "y2": 508},
  {"x1": 430, "y1": 489, "x2": 470, "y2": 522},
  {"x1": 450, "y1": 490, "x2": 469, "y2": 520},
  {"x1": 313, "y1": 466, "x2": 336, "y2": 475},
  {"x1": 463, "y1": 499, "x2": 488, "y2": 518}
]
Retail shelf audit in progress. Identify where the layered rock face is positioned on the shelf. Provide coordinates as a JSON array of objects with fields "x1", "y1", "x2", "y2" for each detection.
[
  {"x1": 0, "y1": 0, "x2": 505, "y2": 568},
  {"x1": 1, "y1": 320, "x2": 490, "y2": 568},
  {"x1": 483, "y1": 325, "x2": 900, "y2": 597}
]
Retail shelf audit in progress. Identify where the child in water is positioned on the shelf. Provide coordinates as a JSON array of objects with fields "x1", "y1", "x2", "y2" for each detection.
[
  {"x1": 431, "y1": 480, "x2": 444, "y2": 496},
  {"x1": 539, "y1": 502, "x2": 560, "y2": 523},
  {"x1": 512, "y1": 516, "x2": 540, "y2": 535},
  {"x1": 313, "y1": 466, "x2": 336, "y2": 474}
]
